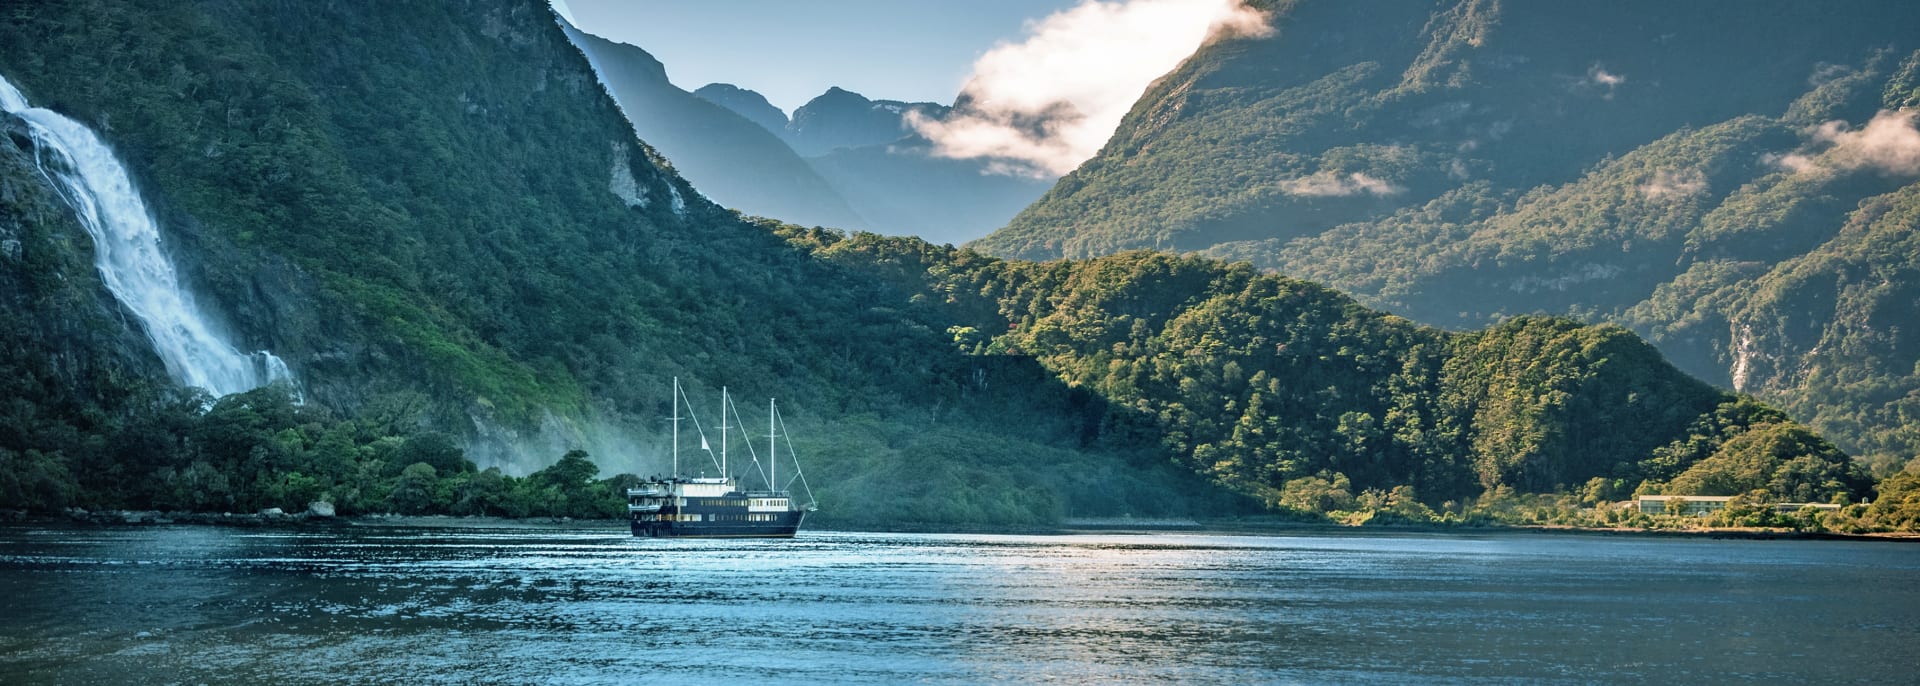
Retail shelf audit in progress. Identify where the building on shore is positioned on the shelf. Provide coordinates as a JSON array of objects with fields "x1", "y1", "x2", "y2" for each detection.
[
  {"x1": 1633, "y1": 495, "x2": 1732, "y2": 515},
  {"x1": 1630, "y1": 495, "x2": 1845, "y2": 516}
]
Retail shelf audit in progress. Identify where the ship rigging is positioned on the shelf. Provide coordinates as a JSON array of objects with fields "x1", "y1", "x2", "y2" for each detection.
[{"x1": 628, "y1": 378, "x2": 817, "y2": 538}]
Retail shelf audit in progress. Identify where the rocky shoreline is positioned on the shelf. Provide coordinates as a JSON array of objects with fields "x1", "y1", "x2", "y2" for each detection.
[
  {"x1": 0, "y1": 501, "x2": 347, "y2": 528},
  {"x1": 0, "y1": 504, "x2": 618, "y2": 530}
]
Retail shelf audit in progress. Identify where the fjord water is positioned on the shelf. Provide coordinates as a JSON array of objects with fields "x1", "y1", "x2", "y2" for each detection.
[
  {"x1": 1, "y1": 526, "x2": 1915, "y2": 683},
  {"x1": 0, "y1": 72, "x2": 292, "y2": 396}
]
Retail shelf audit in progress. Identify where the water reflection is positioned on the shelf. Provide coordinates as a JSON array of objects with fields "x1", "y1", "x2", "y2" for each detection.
[{"x1": 1, "y1": 526, "x2": 1916, "y2": 683}]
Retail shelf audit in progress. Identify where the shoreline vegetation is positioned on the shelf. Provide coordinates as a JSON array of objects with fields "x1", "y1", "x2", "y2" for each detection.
[
  {"x1": 4, "y1": 379, "x2": 1912, "y2": 538},
  {"x1": 8, "y1": 508, "x2": 1916, "y2": 543}
]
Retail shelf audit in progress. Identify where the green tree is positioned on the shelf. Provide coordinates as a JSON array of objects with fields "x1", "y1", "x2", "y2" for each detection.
[{"x1": 387, "y1": 462, "x2": 439, "y2": 514}]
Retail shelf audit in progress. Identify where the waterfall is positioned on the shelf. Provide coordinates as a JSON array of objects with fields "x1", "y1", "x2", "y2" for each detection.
[{"x1": 1, "y1": 72, "x2": 296, "y2": 397}]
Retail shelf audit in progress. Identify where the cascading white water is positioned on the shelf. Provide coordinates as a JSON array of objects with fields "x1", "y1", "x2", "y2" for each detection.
[{"x1": 1, "y1": 72, "x2": 295, "y2": 397}]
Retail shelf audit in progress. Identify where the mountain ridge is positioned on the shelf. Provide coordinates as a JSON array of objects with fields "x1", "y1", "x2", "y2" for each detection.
[
  {"x1": 685, "y1": 79, "x2": 1050, "y2": 246},
  {"x1": 691, "y1": 82, "x2": 787, "y2": 134},
  {"x1": 976, "y1": 0, "x2": 1920, "y2": 471},
  {"x1": 562, "y1": 23, "x2": 871, "y2": 230}
]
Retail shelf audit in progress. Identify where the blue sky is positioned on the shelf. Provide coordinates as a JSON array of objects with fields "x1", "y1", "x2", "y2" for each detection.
[{"x1": 558, "y1": 0, "x2": 1079, "y2": 114}]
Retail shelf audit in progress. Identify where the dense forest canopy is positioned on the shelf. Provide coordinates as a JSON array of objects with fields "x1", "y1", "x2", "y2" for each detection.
[{"x1": 790, "y1": 231, "x2": 1874, "y2": 513}]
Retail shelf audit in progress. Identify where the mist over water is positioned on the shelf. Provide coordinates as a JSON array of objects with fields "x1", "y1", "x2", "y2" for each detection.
[
  {"x1": 1, "y1": 526, "x2": 1915, "y2": 684},
  {"x1": 0, "y1": 72, "x2": 294, "y2": 397}
]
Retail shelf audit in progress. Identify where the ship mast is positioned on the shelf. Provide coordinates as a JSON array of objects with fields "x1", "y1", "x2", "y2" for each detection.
[
  {"x1": 719, "y1": 386, "x2": 729, "y2": 479},
  {"x1": 769, "y1": 397, "x2": 777, "y2": 490},
  {"x1": 671, "y1": 376, "x2": 681, "y2": 476}
]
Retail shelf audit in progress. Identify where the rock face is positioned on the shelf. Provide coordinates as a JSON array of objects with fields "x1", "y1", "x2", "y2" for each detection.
[
  {"x1": 306, "y1": 501, "x2": 335, "y2": 518},
  {"x1": 0, "y1": 114, "x2": 172, "y2": 461}
]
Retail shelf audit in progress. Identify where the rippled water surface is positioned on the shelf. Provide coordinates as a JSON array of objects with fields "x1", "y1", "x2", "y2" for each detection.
[{"x1": 1, "y1": 525, "x2": 1916, "y2": 684}]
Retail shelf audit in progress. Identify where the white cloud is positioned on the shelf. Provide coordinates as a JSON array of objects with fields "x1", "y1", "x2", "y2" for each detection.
[
  {"x1": 1812, "y1": 109, "x2": 1920, "y2": 176},
  {"x1": 1574, "y1": 63, "x2": 1620, "y2": 100},
  {"x1": 909, "y1": 0, "x2": 1272, "y2": 177},
  {"x1": 1589, "y1": 65, "x2": 1625, "y2": 87},
  {"x1": 1638, "y1": 169, "x2": 1706, "y2": 200},
  {"x1": 1279, "y1": 172, "x2": 1402, "y2": 197},
  {"x1": 1768, "y1": 109, "x2": 1920, "y2": 178},
  {"x1": 1763, "y1": 152, "x2": 1818, "y2": 174}
]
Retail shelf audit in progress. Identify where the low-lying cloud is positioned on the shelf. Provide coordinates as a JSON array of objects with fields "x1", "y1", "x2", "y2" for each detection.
[
  {"x1": 1279, "y1": 172, "x2": 1402, "y2": 197},
  {"x1": 1588, "y1": 65, "x2": 1626, "y2": 87},
  {"x1": 1769, "y1": 109, "x2": 1920, "y2": 177},
  {"x1": 1813, "y1": 109, "x2": 1920, "y2": 176},
  {"x1": 1638, "y1": 169, "x2": 1706, "y2": 200},
  {"x1": 909, "y1": 0, "x2": 1272, "y2": 178},
  {"x1": 1763, "y1": 152, "x2": 1818, "y2": 175}
]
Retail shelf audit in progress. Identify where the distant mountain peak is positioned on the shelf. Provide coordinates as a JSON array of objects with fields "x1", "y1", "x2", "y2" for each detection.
[
  {"x1": 692, "y1": 82, "x2": 788, "y2": 135},
  {"x1": 566, "y1": 26, "x2": 668, "y2": 84},
  {"x1": 786, "y1": 86, "x2": 951, "y2": 156},
  {"x1": 561, "y1": 24, "x2": 868, "y2": 229},
  {"x1": 592, "y1": 57, "x2": 1042, "y2": 244}
]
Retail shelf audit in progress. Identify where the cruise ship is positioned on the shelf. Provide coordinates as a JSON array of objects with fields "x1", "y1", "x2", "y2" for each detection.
[{"x1": 629, "y1": 379, "x2": 816, "y2": 538}]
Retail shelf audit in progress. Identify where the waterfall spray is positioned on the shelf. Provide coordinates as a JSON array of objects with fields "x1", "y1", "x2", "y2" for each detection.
[{"x1": 1, "y1": 71, "x2": 296, "y2": 397}]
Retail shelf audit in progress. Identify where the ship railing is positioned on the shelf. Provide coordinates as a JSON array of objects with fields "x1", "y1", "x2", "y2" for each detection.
[
  {"x1": 628, "y1": 503, "x2": 664, "y2": 513},
  {"x1": 627, "y1": 488, "x2": 668, "y2": 497}
]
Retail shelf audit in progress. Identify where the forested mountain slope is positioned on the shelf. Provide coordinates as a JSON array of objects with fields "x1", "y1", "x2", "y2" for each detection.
[
  {"x1": 976, "y1": 0, "x2": 1920, "y2": 470},
  {"x1": 793, "y1": 232, "x2": 1869, "y2": 510},
  {"x1": 0, "y1": 0, "x2": 1882, "y2": 526}
]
